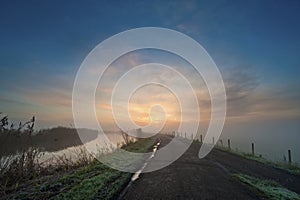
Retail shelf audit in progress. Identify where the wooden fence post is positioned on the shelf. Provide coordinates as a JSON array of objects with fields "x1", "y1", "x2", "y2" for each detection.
[
  {"x1": 200, "y1": 135, "x2": 203, "y2": 143},
  {"x1": 252, "y1": 143, "x2": 255, "y2": 156},
  {"x1": 228, "y1": 139, "x2": 231, "y2": 150},
  {"x1": 288, "y1": 149, "x2": 292, "y2": 164}
]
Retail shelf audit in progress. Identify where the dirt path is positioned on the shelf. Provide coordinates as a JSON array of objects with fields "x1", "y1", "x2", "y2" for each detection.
[{"x1": 120, "y1": 135, "x2": 300, "y2": 200}]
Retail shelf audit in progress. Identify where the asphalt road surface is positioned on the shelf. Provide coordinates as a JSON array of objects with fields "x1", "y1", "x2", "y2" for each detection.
[{"x1": 120, "y1": 135, "x2": 300, "y2": 200}]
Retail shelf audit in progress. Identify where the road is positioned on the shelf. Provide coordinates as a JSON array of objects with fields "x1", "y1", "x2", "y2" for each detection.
[{"x1": 120, "y1": 135, "x2": 300, "y2": 199}]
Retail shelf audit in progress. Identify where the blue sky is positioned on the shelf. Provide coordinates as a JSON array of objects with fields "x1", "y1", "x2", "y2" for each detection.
[{"x1": 0, "y1": 0, "x2": 300, "y2": 128}]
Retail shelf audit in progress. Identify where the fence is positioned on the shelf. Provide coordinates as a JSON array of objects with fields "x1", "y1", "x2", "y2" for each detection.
[{"x1": 167, "y1": 131, "x2": 294, "y2": 165}]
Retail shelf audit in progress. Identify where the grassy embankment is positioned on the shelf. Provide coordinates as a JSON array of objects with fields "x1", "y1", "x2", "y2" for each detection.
[
  {"x1": 232, "y1": 173, "x2": 300, "y2": 200},
  {"x1": 213, "y1": 143, "x2": 300, "y2": 199},
  {"x1": 189, "y1": 139, "x2": 300, "y2": 199},
  {"x1": 0, "y1": 114, "x2": 157, "y2": 199},
  {"x1": 214, "y1": 143, "x2": 300, "y2": 175},
  {"x1": 2, "y1": 137, "x2": 156, "y2": 200},
  {"x1": 54, "y1": 137, "x2": 156, "y2": 200}
]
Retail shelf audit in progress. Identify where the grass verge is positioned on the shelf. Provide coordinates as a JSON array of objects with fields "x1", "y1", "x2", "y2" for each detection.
[
  {"x1": 2, "y1": 137, "x2": 157, "y2": 200},
  {"x1": 233, "y1": 173, "x2": 300, "y2": 200},
  {"x1": 216, "y1": 145, "x2": 300, "y2": 175}
]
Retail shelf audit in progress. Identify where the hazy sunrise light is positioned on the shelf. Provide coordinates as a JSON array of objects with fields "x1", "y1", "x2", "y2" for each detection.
[{"x1": 1, "y1": 1, "x2": 300, "y2": 199}]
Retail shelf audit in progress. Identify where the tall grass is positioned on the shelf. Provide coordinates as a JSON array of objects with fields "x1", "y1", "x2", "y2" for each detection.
[
  {"x1": 0, "y1": 114, "x2": 100, "y2": 195},
  {"x1": 0, "y1": 113, "x2": 141, "y2": 196}
]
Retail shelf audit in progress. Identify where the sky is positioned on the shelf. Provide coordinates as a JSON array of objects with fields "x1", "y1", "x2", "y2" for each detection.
[{"x1": 0, "y1": 0, "x2": 300, "y2": 135}]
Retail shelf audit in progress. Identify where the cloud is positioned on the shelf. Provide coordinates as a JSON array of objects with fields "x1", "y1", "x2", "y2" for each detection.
[
  {"x1": 224, "y1": 65, "x2": 260, "y2": 117},
  {"x1": 2, "y1": 48, "x2": 300, "y2": 130},
  {"x1": 0, "y1": 96, "x2": 31, "y2": 106},
  {"x1": 223, "y1": 66, "x2": 300, "y2": 120}
]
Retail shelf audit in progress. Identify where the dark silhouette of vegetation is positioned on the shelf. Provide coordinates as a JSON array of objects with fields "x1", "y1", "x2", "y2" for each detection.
[
  {"x1": 0, "y1": 113, "x2": 97, "y2": 156},
  {"x1": 0, "y1": 114, "x2": 97, "y2": 194}
]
